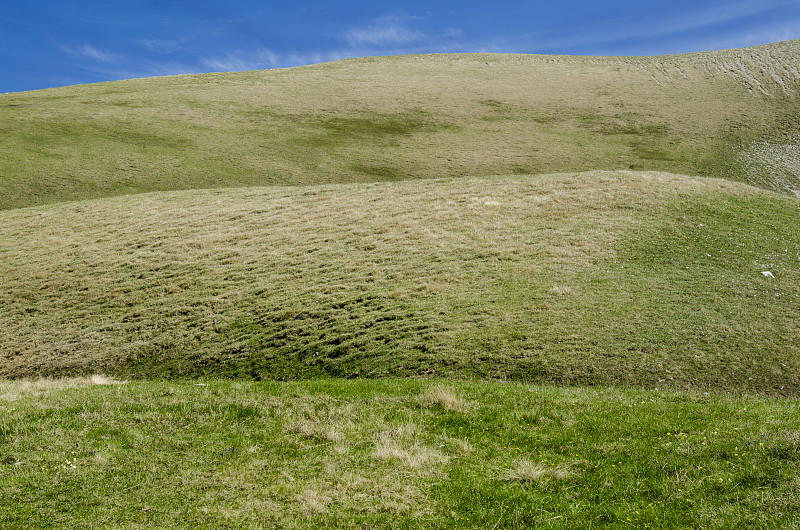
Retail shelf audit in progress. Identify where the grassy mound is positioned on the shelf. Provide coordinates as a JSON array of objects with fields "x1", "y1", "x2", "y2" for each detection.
[
  {"x1": 2, "y1": 171, "x2": 798, "y2": 394},
  {"x1": 1, "y1": 41, "x2": 799, "y2": 210}
]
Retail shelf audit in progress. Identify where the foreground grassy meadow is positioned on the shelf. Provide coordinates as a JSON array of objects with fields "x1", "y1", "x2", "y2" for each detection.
[
  {"x1": 2, "y1": 378, "x2": 799, "y2": 528},
  {"x1": 2, "y1": 41, "x2": 800, "y2": 528}
]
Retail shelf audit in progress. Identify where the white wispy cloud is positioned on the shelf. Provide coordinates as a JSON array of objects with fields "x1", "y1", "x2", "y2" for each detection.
[
  {"x1": 200, "y1": 48, "x2": 353, "y2": 72},
  {"x1": 483, "y1": 0, "x2": 800, "y2": 56},
  {"x1": 745, "y1": 29, "x2": 800, "y2": 46},
  {"x1": 345, "y1": 15, "x2": 425, "y2": 47},
  {"x1": 136, "y1": 37, "x2": 190, "y2": 54},
  {"x1": 201, "y1": 48, "x2": 282, "y2": 71},
  {"x1": 60, "y1": 43, "x2": 121, "y2": 63},
  {"x1": 624, "y1": 0, "x2": 800, "y2": 47},
  {"x1": 115, "y1": 60, "x2": 205, "y2": 80}
]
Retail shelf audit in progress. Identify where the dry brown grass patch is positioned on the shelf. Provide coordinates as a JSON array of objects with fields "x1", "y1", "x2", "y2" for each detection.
[
  {"x1": 441, "y1": 435, "x2": 474, "y2": 456},
  {"x1": 549, "y1": 285, "x2": 574, "y2": 296},
  {"x1": 372, "y1": 437, "x2": 447, "y2": 470},
  {"x1": 295, "y1": 488, "x2": 332, "y2": 515},
  {"x1": 0, "y1": 375, "x2": 124, "y2": 401},
  {"x1": 372, "y1": 424, "x2": 448, "y2": 470},
  {"x1": 416, "y1": 386, "x2": 469, "y2": 413},
  {"x1": 288, "y1": 418, "x2": 342, "y2": 442},
  {"x1": 501, "y1": 460, "x2": 573, "y2": 484}
]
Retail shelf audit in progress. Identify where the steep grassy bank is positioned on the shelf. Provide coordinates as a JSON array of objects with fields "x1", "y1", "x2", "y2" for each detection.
[
  {"x1": 2, "y1": 378, "x2": 799, "y2": 529},
  {"x1": 1, "y1": 41, "x2": 799, "y2": 210},
  {"x1": 2, "y1": 171, "x2": 798, "y2": 394}
]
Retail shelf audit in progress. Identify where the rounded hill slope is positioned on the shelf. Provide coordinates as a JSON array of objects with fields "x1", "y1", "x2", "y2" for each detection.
[
  {"x1": 2, "y1": 171, "x2": 798, "y2": 394},
  {"x1": 1, "y1": 41, "x2": 799, "y2": 210}
]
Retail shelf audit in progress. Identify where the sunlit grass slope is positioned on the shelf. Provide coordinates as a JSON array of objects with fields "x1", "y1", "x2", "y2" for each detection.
[
  {"x1": 2, "y1": 171, "x2": 798, "y2": 394},
  {"x1": 2, "y1": 378, "x2": 799, "y2": 528},
  {"x1": 1, "y1": 41, "x2": 800, "y2": 210}
]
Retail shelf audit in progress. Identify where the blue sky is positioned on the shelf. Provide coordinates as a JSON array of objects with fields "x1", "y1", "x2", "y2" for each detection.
[{"x1": 2, "y1": 0, "x2": 799, "y2": 93}]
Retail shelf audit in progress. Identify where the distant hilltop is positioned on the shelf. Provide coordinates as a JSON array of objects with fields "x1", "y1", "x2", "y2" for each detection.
[{"x1": 1, "y1": 40, "x2": 798, "y2": 210}]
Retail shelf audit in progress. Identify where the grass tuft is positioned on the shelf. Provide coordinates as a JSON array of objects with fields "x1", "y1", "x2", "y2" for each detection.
[
  {"x1": 416, "y1": 386, "x2": 469, "y2": 413},
  {"x1": 0, "y1": 375, "x2": 124, "y2": 401},
  {"x1": 501, "y1": 460, "x2": 573, "y2": 484}
]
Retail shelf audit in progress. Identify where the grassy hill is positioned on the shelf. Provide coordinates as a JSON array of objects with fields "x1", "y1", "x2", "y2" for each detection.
[
  {"x1": 3, "y1": 42, "x2": 800, "y2": 528},
  {"x1": 2, "y1": 171, "x2": 798, "y2": 395},
  {"x1": 2, "y1": 42, "x2": 799, "y2": 391},
  {"x1": 1, "y1": 40, "x2": 799, "y2": 210}
]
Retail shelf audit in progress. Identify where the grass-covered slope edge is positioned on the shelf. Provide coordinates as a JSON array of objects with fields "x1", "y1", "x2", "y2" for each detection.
[{"x1": 1, "y1": 171, "x2": 798, "y2": 394}]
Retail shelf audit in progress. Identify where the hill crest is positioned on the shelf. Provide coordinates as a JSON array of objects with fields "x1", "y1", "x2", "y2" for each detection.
[{"x1": 1, "y1": 40, "x2": 799, "y2": 210}]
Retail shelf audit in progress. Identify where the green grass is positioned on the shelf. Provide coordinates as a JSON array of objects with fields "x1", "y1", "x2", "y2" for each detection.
[
  {"x1": 1, "y1": 171, "x2": 798, "y2": 395},
  {"x1": 1, "y1": 41, "x2": 799, "y2": 210},
  {"x1": 3, "y1": 41, "x2": 800, "y2": 527},
  {"x1": 2, "y1": 378, "x2": 798, "y2": 528}
]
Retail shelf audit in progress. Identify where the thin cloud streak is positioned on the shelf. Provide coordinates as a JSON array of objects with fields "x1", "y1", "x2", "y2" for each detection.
[
  {"x1": 751, "y1": 29, "x2": 800, "y2": 45},
  {"x1": 474, "y1": 1, "x2": 800, "y2": 56},
  {"x1": 345, "y1": 16, "x2": 426, "y2": 47},
  {"x1": 136, "y1": 38, "x2": 191, "y2": 54},
  {"x1": 201, "y1": 48, "x2": 358, "y2": 72},
  {"x1": 60, "y1": 43, "x2": 121, "y2": 63},
  {"x1": 202, "y1": 49, "x2": 281, "y2": 71}
]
